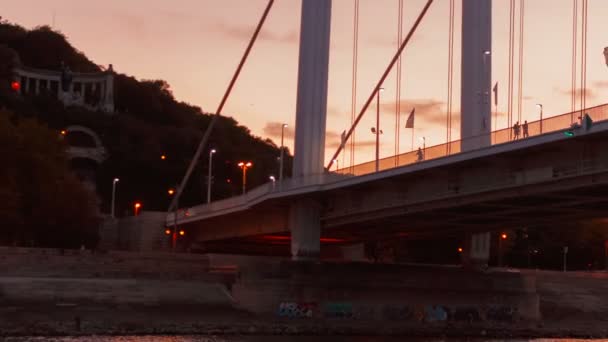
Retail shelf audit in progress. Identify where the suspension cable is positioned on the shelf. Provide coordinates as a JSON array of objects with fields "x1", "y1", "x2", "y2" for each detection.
[
  {"x1": 517, "y1": 0, "x2": 525, "y2": 125},
  {"x1": 395, "y1": 0, "x2": 404, "y2": 165},
  {"x1": 168, "y1": 0, "x2": 275, "y2": 212},
  {"x1": 571, "y1": 0, "x2": 578, "y2": 121},
  {"x1": 446, "y1": 0, "x2": 455, "y2": 154},
  {"x1": 580, "y1": 0, "x2": 588, "y2": 117},
  {"x1": 328, "y1": 0, "x2": 435, "y2": 170},
  {"x1": 350, "y1": 0, "x2": 360, "y2": 173},
  {"x1": 507, "y1": 0, "x2": 515, "y2": 137}
]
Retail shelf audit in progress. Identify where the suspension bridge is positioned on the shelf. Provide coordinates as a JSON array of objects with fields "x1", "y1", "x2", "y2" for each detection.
[{"x1": 165, "y1": 0, "x2": 607, "y2": 266}]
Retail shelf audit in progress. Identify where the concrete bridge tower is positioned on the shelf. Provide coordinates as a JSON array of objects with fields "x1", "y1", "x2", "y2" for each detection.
[
  {"x1": 461, "y1": 0, "x2": 492, "y2": 268},
  {"x1": 289, "y1": 0, "x2": 332, "y2": 260}
]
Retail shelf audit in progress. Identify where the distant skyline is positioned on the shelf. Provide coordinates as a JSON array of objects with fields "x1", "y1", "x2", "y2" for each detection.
[{"x1": 3, "y1": 0, "x2": 608, "y2": 166}]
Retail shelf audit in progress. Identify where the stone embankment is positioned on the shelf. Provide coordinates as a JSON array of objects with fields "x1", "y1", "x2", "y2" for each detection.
[{"x1": 0, "y1": 248, "x2": 607, "y2": 338}]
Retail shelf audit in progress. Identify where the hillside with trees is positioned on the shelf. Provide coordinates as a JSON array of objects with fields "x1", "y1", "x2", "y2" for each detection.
[{"x1": 0, "y1": 20, "x2": 291, "y2": 226}]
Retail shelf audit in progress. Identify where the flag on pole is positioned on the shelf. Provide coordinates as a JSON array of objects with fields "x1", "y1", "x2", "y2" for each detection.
[
  {"x1": 493, "y1": 82, "x2": 498, "y2": 106},
  {"x1": 405, "y1": 108, "x2": 415, "y2": 128}
]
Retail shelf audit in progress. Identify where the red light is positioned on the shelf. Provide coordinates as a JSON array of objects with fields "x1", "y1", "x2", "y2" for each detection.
[
  {"x1": 161, "y1": 155, "x2": 166, "y2": 160},
  {"x1": 259, "y1": 235, "x2": 345, "y2": 244},
  {"x1": 458, "y1": 247, "x2": 463, "y2": 253},
  {"x1": 134, "y1": 202, "x2": 142, "y2": 216},
  {"x1": 11, "y1": 81, "x2": 20, "y2": 92},
  {"x1": 164, "y1": 229, "x2": 171, "y2": 235},
  {"x1": 226, "y1": 179, "x2": 231, "y2": 183},
  {"x1": 501, "y1": 233, "x2": 508, "y2": 240}
]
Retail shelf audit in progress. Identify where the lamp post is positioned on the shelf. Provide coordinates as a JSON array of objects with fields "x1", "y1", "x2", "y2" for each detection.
[
  {"x1": 333, "y1": 159, "x2": 339, "y2": 171},
  {"x1": 238, "y1": 161, "x2": 253, "y2": 194},
  {"x1": 375, "y1": 87, "x2": 385, "y2": 172},
  {"x1": 269, "y1": 175, "x2": 276, "y2": 190},
  {"x1": 111, "y1": 178, "x2": 119, "y2": 219},
  {"x1": 134, "y1": 202, "x2": 141, "y2": 216},
  {"x1": 207, "y1": 149, "x2": 216, "y2": 203},
  {"x1": 167, "y1": 186, "x2": 179, "y2": 251},
  {"x1": 279, "y1": 124, "x2": 287, "y2": 181},
  {"x1": 419, "y1": 137, "x2": 426, "y2": 159},
  {"x1": 498, "y1": 232, "x2": 507, "y2": 267},
  {"x1": 536, "y1": 104, "x2": 543, "y2": 133}
]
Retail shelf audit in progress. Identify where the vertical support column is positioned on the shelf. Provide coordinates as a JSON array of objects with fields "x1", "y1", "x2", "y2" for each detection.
[
  {"x1": 34, "y1": 78, "x2": 40, "y2": 95},
  {"x1": 462, "y1": 232, "x2": 491, "y2": 270},
  {"x1": 289, "y1": 0, "x2": 332, "y2": 261},
  {"x1": 104, "y1": 65, "x2": 115, "y2": 113},
  {"x1": 461, "y1": 0, "x2": 492, "y2": 151},
  {"x1": 461, "y1": 0, "x2": 492, "y2": 268}
]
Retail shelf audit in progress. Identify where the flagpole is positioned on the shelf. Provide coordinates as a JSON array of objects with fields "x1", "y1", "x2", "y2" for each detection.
[{"x1": 411, "y1": 128, "x2": 414, "y2": 152}]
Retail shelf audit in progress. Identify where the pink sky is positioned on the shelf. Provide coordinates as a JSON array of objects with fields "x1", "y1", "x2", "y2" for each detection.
[{"x1": 3, "y1": 0, "x2": 608, "y2": 167}]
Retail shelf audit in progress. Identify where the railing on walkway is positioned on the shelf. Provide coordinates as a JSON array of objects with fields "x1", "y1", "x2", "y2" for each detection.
[
  {"x1": 337, "y1": 104, "x2": 608, "y2": 176},
  {"x1": 176, "y1": 104, "x2": 608, "y2": 223}
]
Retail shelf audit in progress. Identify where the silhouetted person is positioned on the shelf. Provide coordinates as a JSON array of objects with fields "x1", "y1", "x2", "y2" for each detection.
[
  {"x1": 416, "y1": 147, "x2": 424, "y2": 162},
  {"x1": 513, "y1": 121, "x2": 520, "y2": 139},
  {"x1": 522, "y1": 120, "x2": 529, "y2": 138}
]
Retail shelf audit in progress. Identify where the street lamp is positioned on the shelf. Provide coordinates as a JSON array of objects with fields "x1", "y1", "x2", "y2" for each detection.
[
  {"x1": 279, "y1": 124, "x2": 288, "y2": 182},
  {"x1": 536, "y1": 104, "x2": 544, "y2": 133},
  {"x1": 161, "y1": 154, "x2": 166, "y2": 160},
  {"x1": 111, "y1": 178, "x2": 119, "y2": 219},
  {"x1": 207, "y1": 149, "x2": 217, "y2": 203},
  {"x1": 498, "y1": 232, "x2": 508, "y2": 267},
  {"x1": 333, "y1": 158, "x2": 339, "y2": 171},
  {"x1": 419, "y1": 137, "x2": 426, "y2": 159},
  {"x1": 238, "y1": 161, "x2": 253, "y2": 194},
  {"x1": 134, "y1": 202, "x2": 141, "y2": 216},
  {"x1": 374, "y1": 87, "x2": 385, "y2": 172},
  {"x1": 269, "y1": 175, "x2": 276, "y2": 190}
]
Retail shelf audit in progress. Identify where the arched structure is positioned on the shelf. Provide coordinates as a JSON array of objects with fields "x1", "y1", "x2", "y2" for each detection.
[
  {"x1": 13, "y1": 64, "x2": 114, "y2": 113},
  {"x1": 64, "y1": 125, "x2": 106, "y2": 164}
]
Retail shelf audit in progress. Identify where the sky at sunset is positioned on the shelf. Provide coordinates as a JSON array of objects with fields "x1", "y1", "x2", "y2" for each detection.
[{"x1": 3, "y1": 0, "x2": 608, "y2": 167}]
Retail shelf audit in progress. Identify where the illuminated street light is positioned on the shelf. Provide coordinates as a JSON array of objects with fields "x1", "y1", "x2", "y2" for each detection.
[
  {"x1": 168, "y1": 188, "x2": 175, "y2": 196},
  {"x1": 111, "y1": 178, "x2": 120, "y2": 219},
  {"x1": 164, "y1": 229, "x2": 171, "y2": 235},
  {"x1": 238, "y1": 162, "x2": 253, "y2": 194},
  {"x1": 207, "y1": 149, "x2": 217, "y2": 203},
  {"x1": 60, "y1": 130, "x2": 67, "y2": 136},
  {"x1": 458, "y1": 247, "x2": 463, "y2": 253},
  {"x1": 374, "y1": 87, "x2": 385, "y2": 172},
  {"x1": 279, "y1": 124, "x2": 288, "y2": 182},
  {"x1": 269, "y1": 175, "x2": 276, "y2": 190},
  {"x1": 179, "y1": 230, "x2": 185, "y2": 236},
  {"x1": 536, "y1": 104, "x2": 544, "y2": 133},
  {"x1": 134, "y1": 202, "x2": 142, "y2": 216},
  {"x1": 161, "y1": 155, "x2": 167, "y2": 160}
]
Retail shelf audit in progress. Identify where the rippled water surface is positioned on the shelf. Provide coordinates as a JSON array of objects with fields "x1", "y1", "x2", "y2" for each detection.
[{"x1": 4, "y1": 338, "x2": 608, "y2": 342}]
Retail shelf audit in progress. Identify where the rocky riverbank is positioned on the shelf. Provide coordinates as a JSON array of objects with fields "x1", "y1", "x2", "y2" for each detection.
[{"x1": 1, "y1": 304, "x2": 607, "y2": 339}]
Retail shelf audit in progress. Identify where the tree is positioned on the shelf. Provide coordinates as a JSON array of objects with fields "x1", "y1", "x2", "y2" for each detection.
[{"x1": 0, "y1": 109, "x2": 99, "y2": 247}]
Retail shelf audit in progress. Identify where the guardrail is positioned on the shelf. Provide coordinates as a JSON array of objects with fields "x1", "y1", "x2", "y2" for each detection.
[{"x1": 338, "y1": 104, "x2": 608, "y2": 176}]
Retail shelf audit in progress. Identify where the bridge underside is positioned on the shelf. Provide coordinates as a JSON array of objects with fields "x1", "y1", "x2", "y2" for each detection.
[{"x1": 182, "y1": 127, "x2": 608, "y2": 255}]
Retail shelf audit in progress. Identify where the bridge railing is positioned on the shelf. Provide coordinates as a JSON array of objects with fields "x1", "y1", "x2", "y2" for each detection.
[
  {"x1": 181, "y1": 172, "x2": 352, "y2": 220},
  {"x1": 338, "y1": 104, "x2": 608, "y2": 176}
]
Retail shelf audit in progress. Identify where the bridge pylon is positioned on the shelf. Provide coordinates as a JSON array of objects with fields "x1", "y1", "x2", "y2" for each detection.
[{"x1": 289, "y1": 0, "x2": 332, "y2": 260}]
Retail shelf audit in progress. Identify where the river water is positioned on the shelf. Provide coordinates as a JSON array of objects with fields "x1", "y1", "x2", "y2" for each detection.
[{"x1": 3, "y1": 338, "x2": 608, "y2": 342}]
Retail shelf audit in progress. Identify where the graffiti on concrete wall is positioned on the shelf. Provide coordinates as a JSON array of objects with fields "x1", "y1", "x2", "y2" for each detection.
[
  {"x1": 383, "y1": 306, "x2": 413, "y2": 321},
  {"x1": 450, "y1": 306, "x2": 482, "y2": 322},
  {"x1": 424, "y1": 305, "x2": 448, "y2": 322},
  {"x1": 277, "y1": 302, "x2": 317, "y2": 318},
  {"x1": 324, "y1": 302, "x2": 353, "y2": 319},
  {"x1": 277, "y1": 301, "x2": 518, "y2": 323},
  {"x1": 486, "y1": 306, "x2": 517, "y2": 322}
]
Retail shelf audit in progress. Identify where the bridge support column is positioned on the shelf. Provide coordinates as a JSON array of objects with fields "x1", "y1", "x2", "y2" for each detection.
[
  {"x1": 289, "y1": 0, "x2": 332, "y2": 260},
  {"x1": 289, "y1": 199, "x2": 321, "y2": 261},
  {"x1": 462, "y1": 232, "x2": 491, "y2": 270},
  {"x1": 461, "y1": 0, "x2": 492, "y2": 151}
]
